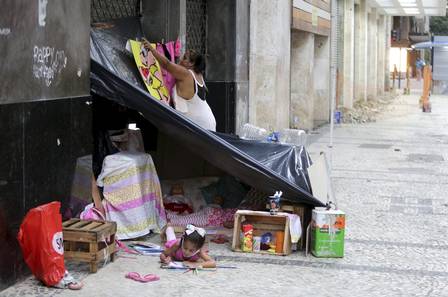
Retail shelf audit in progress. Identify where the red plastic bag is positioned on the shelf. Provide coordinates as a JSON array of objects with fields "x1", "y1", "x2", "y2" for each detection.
[{"x1": 17, "y1": 201, "x2": 65, "y2": 286}]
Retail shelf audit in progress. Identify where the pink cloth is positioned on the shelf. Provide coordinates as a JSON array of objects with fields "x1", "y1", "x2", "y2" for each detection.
[
  {"x1": 156, "y1": 40, "x2": 182, "y2": 100},
  {"x1": 175, "y1": 38, "x2": 181, "y2": 57}
]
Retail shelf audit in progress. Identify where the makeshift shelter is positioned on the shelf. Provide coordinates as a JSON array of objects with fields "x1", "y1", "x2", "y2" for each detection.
[{"x1": 90, "y1": 17, "x2": 323, "y2": 207}]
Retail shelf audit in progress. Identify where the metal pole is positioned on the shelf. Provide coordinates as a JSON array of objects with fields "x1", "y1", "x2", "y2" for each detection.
[
  {"x1": 329, "y1": 0, "x2": 338, "y2": 173},
  {"x1": 398, "y1": 47, "x2": 401, "y2": 89}
]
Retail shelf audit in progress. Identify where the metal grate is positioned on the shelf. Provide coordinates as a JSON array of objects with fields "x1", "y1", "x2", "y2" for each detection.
[
  {"x1": 186, "y1": 0, "x2": 207, "y2": 55},
  {"x1": 91, "y1": 0, "x2": 140, "y2": 23}
]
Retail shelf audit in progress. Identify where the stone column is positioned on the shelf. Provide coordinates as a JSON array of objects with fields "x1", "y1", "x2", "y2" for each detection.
[
  {"x1": 313, "y1": 35, "x2": 330, "y2": 127},
  {"x1": 342, "y1": 0, "x2": 355, "y2": 108},
  {"x1": 249, "y1": 0, "x2": 291, "y2": 130},
  {"x1": 354, "y1": 0, "x2": 368, "y2": 102},
  {"x1": 377, "y1": 14, "x2": 386, "y2": 95},
  {"x1": 291, "y1": 31, "x2": 315, "y2": 131},
  {"x1": 234, "y1": 0, "x2": 250, "y2": 135},
  {"x1": 367, "y1": 8, "x2": 378, "y2": 100},
  {"x1": 384, "y1": 16, "x2": 392, "y2": 91}
]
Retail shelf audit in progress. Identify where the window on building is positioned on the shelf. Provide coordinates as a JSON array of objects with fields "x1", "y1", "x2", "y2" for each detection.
[{"x1": 186, "y1": 0, "x2": 207, "y2": 55}]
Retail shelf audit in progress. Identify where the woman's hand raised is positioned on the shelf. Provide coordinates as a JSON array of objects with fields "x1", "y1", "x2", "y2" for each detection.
[{"x1": 141, "y1": 38, "x2": 153, "y2": 50}]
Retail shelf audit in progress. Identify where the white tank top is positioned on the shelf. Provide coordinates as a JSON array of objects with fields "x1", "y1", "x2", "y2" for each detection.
[{"x1": 173, "y1": 70, "x2": 217, "y2": 132}]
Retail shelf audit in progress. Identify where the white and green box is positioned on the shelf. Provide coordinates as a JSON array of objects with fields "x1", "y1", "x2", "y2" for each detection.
[{"x1": 311, "y1": 208, "x2": 345, "y2": 258}]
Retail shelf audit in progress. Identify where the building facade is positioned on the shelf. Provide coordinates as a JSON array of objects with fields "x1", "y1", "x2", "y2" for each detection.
[{"x1": 4, "y1": 0, "x2": 446, "y2": 291}]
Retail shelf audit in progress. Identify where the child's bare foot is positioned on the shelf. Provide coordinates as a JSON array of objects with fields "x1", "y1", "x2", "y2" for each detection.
[{"x1": 67, "y1": 281, "x2": 83, "y2": 290}]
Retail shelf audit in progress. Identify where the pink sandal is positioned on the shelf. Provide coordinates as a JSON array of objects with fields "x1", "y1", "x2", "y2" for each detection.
[{"x1": 125, "y1": 272, "x2": 160, "y2": 283}]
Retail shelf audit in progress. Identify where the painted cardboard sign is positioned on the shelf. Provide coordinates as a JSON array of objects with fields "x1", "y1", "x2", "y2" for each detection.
[{"x1": 129, "y1": 40, "x2": 170, "y2": 104}]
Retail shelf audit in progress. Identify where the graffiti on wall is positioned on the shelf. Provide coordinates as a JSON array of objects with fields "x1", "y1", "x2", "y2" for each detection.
[
  {"x1": 0, "y1": 28, "x2": 11, "y2": 36},
  {"x1": 32, "y1": 45, "x2": 67, "y2": 87},
  {"x1": 38, "y1": 0, "x2": 48, "y2": 27}
]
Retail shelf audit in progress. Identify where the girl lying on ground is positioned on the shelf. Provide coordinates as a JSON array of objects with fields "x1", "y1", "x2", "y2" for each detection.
[{"x1": 160, "y1": 224, "x2": 216, "y2": 268}]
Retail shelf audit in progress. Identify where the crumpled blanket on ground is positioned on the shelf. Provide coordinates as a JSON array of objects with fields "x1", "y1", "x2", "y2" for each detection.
[{"x1": 166, "y1": 207, "x2": 236, "y2": 228}]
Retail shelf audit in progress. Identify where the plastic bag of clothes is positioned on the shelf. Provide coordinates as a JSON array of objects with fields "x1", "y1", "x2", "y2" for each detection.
[
  {"x1": 80, "y1": 203, "x2": 106, "y2": 221},
  {"x1": 17, "y1": 201, "x2": 65, "y2": 286}
]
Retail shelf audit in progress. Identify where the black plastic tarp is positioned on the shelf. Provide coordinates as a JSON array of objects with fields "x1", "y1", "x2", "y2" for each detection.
[
  {"x1": 90, "y1": 17, "x2": 324, "y2": 207},
  {"x1": 218, "y1": 133, "x2": 313, "y2": 194}
]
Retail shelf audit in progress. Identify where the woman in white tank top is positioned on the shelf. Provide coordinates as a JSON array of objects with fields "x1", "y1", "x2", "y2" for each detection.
[{"x1": 143, "y1": 40, "x2": 216, "y2": 131}]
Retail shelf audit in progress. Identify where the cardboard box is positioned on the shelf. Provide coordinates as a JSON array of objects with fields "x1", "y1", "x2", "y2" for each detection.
[
  {"x1": 310, "y1": 208, "x2": 345, "y2": 258},
  {"x1": 266, "y1": 203, "x2": 311, "y2": 250},
  {"x1": 232, "y1": 210, "x2": 291, "y2": 256}
]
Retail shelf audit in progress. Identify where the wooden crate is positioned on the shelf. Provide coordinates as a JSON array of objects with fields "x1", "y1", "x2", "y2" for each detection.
[
  {"x1": 232, "y1": 210, "x2": 291, "y2": 256},
  {"x1": 63, "y1": 219, "x2": 117, "y2": 273}
]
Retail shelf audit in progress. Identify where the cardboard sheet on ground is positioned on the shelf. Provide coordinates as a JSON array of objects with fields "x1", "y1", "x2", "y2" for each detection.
[
  {"x1": 308, "y1": 154, "x2": 331, "y2": 205},
  {"x1": 129, "y1": 39, "x2": 170, "y2": 104}
]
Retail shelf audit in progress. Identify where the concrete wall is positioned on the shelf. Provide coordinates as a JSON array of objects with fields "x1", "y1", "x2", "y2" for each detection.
[
  {"x1": 291, "y1": 31, "x2": 315, "y2": 130},
  {"x1": 249, "y1": 0, "x2": 291, "y2": 131},
  {"x1": 313, "y1": 35, "x2": 330, "y2": 127},
  {"x1": 0, "y1": 0, "x2": 90, "y2": 104}
]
